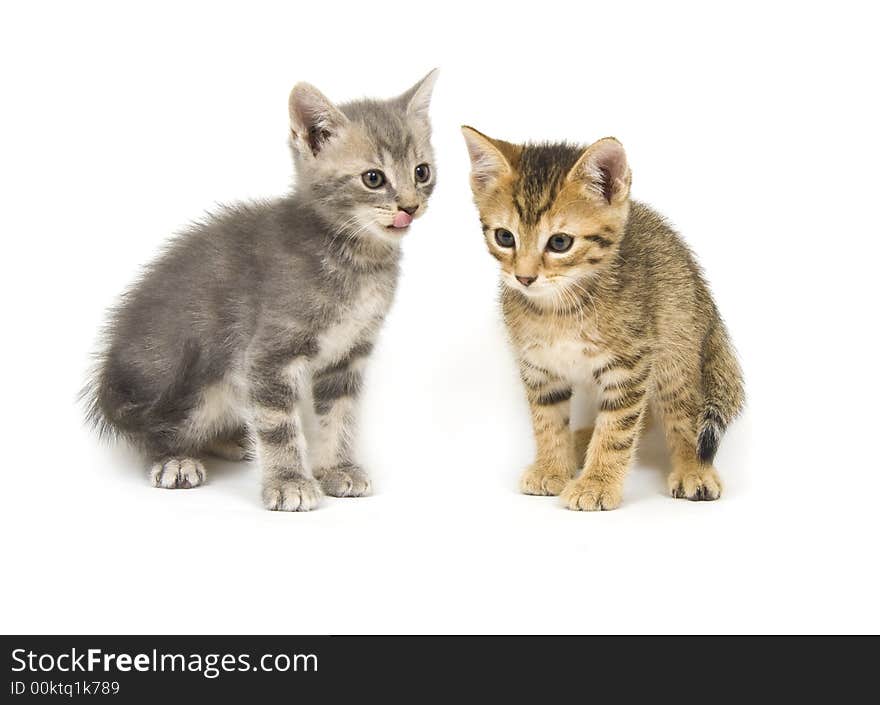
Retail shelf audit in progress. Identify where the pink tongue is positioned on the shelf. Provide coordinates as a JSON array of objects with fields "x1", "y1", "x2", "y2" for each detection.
[{"x1": 392, "y1": 211, "x2": 413, "y2": 229}]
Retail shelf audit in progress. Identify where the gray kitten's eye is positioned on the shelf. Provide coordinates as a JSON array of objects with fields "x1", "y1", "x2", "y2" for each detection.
[
  {"x1": 414, "y1": 163, "x2": 431, "y2": 183},
  {"x1": 362, "y1": 170, "x2": 386, "y2": 189},
  {"x1": 495, "y1": 229, "x2": 515, "y2": 248},
  {"x1": 547, "y1": 234, "x2": 573, "y2": 253}
]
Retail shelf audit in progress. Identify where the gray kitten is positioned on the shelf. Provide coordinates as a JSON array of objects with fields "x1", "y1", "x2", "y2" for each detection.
[{"x1": 83, "y1": 71, "x2": 438, "y2": 511}]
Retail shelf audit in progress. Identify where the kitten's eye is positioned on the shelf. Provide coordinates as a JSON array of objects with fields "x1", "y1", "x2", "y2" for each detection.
[
  {"x1": 495, "y1": 229, "x2": 515, "y2": 248},
  {"x1": 547, "y1": 234, "x2": 574, "y2": 253},
  {"x1": 362, "y1": 170, "x2": 386, "y2": 189},
  {"x1": 414, "y1": 163, "x2": 431, "y2": 183}
]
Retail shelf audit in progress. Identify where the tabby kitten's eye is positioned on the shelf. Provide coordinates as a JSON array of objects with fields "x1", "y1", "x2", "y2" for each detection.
[
  {"x1": 362, "y1": 170, "x2": 386, "y2": 189},
  {"x1": 547, "y1": 234, "x2": 574, "y2": 253},
  {"x1": 495, "y1": 229, "x2": 515, "y2": 248},
  {"x1": 414, "y1": 163, "x2": 431, "y2": 183}
]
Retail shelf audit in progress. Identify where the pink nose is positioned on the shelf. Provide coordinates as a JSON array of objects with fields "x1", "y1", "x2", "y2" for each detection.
[{"x1": 392, "y1": 210, "x2": 413, "y2": 229}]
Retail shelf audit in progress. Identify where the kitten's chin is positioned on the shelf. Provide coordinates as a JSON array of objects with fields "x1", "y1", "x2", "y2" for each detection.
[{"x1": 365, "y1": 223, "x2": 405, "y2": 246}]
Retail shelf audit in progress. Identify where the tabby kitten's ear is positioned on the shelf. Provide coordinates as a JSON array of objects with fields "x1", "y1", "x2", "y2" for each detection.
[
  {"x1": 398, "y1": 69, "x2": 439, "y2": 124},
  {"x1": 460, "y1": 126, "x2": 516, "y2": 190},
  {"x1": 288, "y1": 82, "x2": 349, "y2": 158},
  {"x1": 566, "y1": 137, "x2": 631, "y2": 205}
]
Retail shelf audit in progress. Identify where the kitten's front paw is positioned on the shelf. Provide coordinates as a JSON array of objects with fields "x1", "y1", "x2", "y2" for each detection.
[
  {"x1": 150, "y1": 458, "x2": 205, "y2": 489},
  {"x1": 561, "y1": 475, "x2": 623, "y2": 511},
  {"x1": 315, "y1": 464, "x2": 372, "y2": 498},
  {"x1": 668, "y1": 466, "x2": 722, "y2": 501},
  {"x1": 520, "y1": 464, "x2": 572, "y2": 496},
  {"x1": 263, "y1": 476, "x2": 323, "y2": 512}
]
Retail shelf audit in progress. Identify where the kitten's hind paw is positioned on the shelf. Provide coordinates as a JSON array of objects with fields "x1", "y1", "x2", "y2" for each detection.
[
  {"x1": 205, "y1": 437, "x2": 253, "y2": 462},
  {"x1": 150, "y1": 458, "x2": 206, "y2": 489},
  {"x1": 263, "y1": 476, "x2": 323, "y2": 512},
  {"x1": 668, "y1": 466, "x2": 722, "y2": 501}
]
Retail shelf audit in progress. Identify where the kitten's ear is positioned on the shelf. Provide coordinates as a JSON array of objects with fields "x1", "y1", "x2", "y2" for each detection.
[
  {"x1": 398, "y1": 68, "x2": 439, "y2": 122},
  {"x1": 461, "y1": 126, "x2": 514, "y2": 190},
  {"x1": 288, "y1": 82, "x2": 349, "y2": 157},
  {"x1": 566, "y1": 137, "x2": 631, "y2": 205}
]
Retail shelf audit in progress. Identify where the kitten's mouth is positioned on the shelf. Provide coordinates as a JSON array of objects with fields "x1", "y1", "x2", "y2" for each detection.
[{"x1": 386, "y1": 211, "x2": 414, "y2": 231}]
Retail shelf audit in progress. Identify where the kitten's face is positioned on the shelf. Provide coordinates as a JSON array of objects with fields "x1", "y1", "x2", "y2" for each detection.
[
  {"x1": 289, "y1": 72, "x2": 438, "y2": 245},
  {"x1": 462, "y1": 129, "x2": 632, "y2": 307}
]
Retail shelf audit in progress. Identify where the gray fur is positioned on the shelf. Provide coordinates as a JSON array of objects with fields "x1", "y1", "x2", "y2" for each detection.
[{"x1": 83, "y1": 72, "x2": 438, "y2": 510}]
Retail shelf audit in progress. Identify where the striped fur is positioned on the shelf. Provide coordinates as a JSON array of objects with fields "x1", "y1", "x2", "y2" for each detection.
[
  {"x1": 83, "y1": 73, "x2": 438, "y2": 511},
  {"x1": 462, "y1": 128, "x2": 744, "y2": 510}
]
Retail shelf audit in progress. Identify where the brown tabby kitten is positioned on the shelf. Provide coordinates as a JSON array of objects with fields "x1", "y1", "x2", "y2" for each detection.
[{"x1": 461, "y1": 127, "x2": 744, "y2": 510}]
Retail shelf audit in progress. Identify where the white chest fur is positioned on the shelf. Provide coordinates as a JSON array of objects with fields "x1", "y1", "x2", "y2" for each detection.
[
  {"x1": 313, "y1": 278, "x2": 393, "y2": 367},
  {"x1": 520, "y1": 328, "x2": 611, "y2": 384}
]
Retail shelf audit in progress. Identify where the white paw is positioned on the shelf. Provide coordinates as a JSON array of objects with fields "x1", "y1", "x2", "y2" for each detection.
[
  {"x1": 150, "y1": 458, "x2": 206, "y2": 489},
  {"x1": 263, "y1": 476, "x2": 323, "y2": 512}
]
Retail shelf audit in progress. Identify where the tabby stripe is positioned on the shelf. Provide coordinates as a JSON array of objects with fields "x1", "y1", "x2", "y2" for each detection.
[
  {"x1": 250, "y1": 381, "x2": 297, "y2": 412},
  {"x1": 257, "y1": 423, "x2": 294, "y2": 446},
  {"x1": 600, "y1": 386, "x2": 646, "y2": 412},
  {"x1": 592, "y1": 349, "x2": 650, "y2": 382},
  {"x1": 612, "y1": 412, "x2": 642, "y2": 430},
  {"x1": 584, "y1": 235, "x2": 614, "y2": 248},
  {"x1": 604, "y1": 365, "x2": 652, "y2": 393},
  {"x1": 315, "y1": 341, "x2": 373, "y2": 378},
  {"x1": 603, "y1": 437, "x2": 635, "y2": 452},
  {"x1": 536, "y1": 388, "x2": 573, "y2": 406},
  {"x1": 521, "y1": 359, "x2": 552, "y2": 377},
  {"x1": 313, "y1": 370, "x2": 362, "y2": 413}
]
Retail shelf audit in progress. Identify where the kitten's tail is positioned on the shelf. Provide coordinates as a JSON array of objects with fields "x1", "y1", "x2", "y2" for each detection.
[
  {"x1": 80, "y1": 339, "x2": 202, "y2": 445},
  {"x1": 697, "y1": 319, "x2": 744, "y2": 463}
]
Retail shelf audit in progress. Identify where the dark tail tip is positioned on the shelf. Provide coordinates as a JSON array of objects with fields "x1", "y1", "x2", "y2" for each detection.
[
  {"x1": 697, "y1": 426, "x2": 719, "y2": 464},
  {"x1": 697, "y1": 408, "x2": 724, "y2": 464}
]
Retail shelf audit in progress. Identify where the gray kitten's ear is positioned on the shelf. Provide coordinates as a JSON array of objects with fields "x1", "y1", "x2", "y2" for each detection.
[
  {"x1": 461, "y1": 126, "x2": 514, "y2": 189},
  {"x1": 398, "y1": 69, "x2": 439, "y2": 122},
  {"x1": 566, "y1": 137, "x2": 631, "y2": 204},
  {"x1": 288, "y1": 82, "x2": 349, "y2": 157}
]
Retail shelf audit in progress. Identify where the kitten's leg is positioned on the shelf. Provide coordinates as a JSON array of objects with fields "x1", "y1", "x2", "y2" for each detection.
[
  {"x1": 310, "y1": 354, "x2": 371, "y2": 497},
  {"x1": 562, "y1": 356, "x2": 650, "y2": 510},
  {"x1": 657, "y1": 380, "x2": 722, "y2": 501},
  {"x1": 572, "y1": 426, "x2": 595, "y2": 468},
  {"x1": 519, "y1": 362, "x2": 576, "y2": 496},
  {"x1": 249, "y1": 352, "x2": 322, "y2": 512}
]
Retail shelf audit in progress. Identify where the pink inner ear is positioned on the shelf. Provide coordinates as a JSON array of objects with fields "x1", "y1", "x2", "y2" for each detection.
[{"x1": 591, "y1": 142, "x2": 628, "y2": 203}]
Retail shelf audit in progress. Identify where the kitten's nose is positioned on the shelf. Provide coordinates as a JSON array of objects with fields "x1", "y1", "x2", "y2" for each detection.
[
  {"x1": 399, "y1": 205, "x2": 419, "y2": 216},
  {"x1": 516, "y1": 275, "x2": 537, "y2": 287}
]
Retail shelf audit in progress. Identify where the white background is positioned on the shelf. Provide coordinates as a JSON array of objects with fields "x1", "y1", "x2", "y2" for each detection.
[{"x1": 1, "y1": 1, "x2": 878, "y2": 634}]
